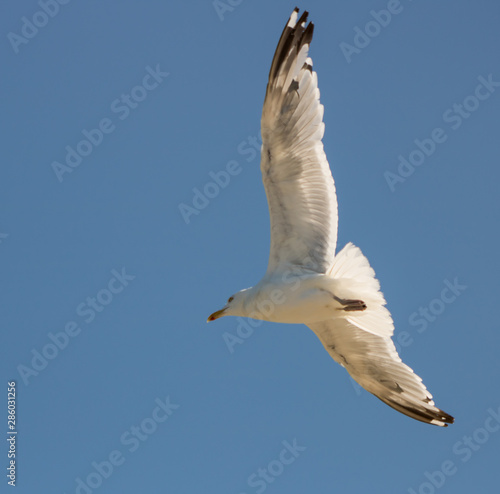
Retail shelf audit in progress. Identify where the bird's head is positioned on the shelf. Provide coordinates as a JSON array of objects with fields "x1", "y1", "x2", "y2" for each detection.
[{"x1": 207, "y1": 289, "x2": 249, "y2": 322}]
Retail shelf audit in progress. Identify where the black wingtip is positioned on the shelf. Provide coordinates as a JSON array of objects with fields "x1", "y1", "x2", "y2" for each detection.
[
  {"x1": 296, "y1": 9, "x2": 309, "y2": 27},
  {"x1": 268, "y1": 8, "x2": 315, "y2": 83},
  {"x1": 303, "y1": 21, "x2": 314, "y2": 47},
  {"x1": 384, "y1": 398, "x2": 455, "y2": 427}
]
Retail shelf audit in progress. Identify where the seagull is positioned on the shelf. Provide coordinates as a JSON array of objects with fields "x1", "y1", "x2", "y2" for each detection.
[{"x1": 208, "y1": 8, "x2": 454, "y2": 427}]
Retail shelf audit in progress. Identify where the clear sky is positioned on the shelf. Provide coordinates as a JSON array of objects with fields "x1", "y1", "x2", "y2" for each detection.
[{"x1": 2, "y1": 1, "x2": 500, "y2": 493}]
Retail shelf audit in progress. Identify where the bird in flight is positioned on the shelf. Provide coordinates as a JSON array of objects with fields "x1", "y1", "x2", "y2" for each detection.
[{"x1": 208, "y1": 8, "x2": 454, "y2": 427}]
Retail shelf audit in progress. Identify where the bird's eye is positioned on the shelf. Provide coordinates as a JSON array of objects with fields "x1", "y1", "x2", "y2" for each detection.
[{"x1": 228, "y1": 296, "x2": 234, "y2": 303}]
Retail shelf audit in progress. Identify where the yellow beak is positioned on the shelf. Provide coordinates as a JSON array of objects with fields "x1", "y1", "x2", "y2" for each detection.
[{"x1": 207, "y1": 307, "x2": 227, "y2": 322}]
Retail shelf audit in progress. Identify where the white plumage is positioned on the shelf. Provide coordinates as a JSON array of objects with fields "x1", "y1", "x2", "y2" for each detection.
[{"x1": 208, "y1": 8, "x2": 453, "y2": 427}]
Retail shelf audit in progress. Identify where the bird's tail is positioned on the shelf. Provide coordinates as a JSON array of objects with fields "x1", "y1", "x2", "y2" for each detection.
[{"x1": 327, "y1": 242, "x2": 394, "y2": 339}]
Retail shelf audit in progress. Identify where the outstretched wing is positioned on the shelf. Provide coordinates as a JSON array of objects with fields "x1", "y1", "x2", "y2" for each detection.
[
  {"x1": 308, "y1": 318, "x2": 454, "y2": 426},
  {"x1": 308, "y1": 243, "x2": 454, "y2": 427},
  {"x1": 261, "y1": 9, "x2": 338, "y2": 276}
]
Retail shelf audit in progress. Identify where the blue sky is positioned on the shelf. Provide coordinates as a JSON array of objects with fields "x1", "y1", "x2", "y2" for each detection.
[{"x1": 1, "y1": 1, "x2": 500, "y2": 493}]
